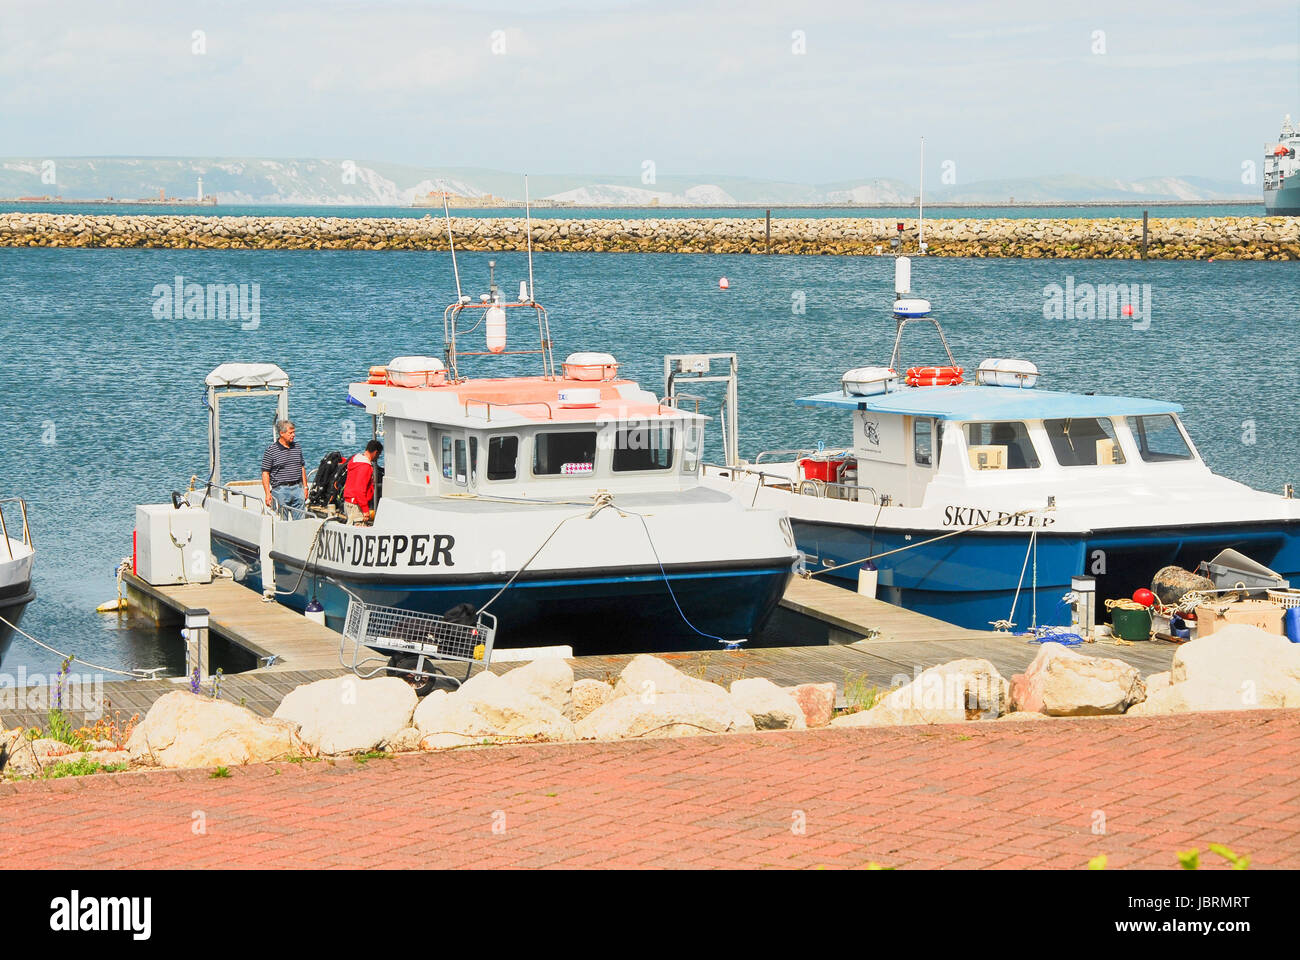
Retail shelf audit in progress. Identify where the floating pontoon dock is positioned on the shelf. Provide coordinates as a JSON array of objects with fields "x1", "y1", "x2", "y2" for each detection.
[{"x1": 0, "y1": 571, "x2": 1183, "y2": 731}]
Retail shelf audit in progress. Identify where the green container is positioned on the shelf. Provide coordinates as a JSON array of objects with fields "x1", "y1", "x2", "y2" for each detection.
[{"x1": 1111, "y1": 606, "x2": 1152, "y2": 641}]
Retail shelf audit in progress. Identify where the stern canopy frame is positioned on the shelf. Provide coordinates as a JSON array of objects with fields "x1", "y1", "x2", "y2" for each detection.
[{"x1": 204, "y1": 363, "x2": 290, "y2": 486}]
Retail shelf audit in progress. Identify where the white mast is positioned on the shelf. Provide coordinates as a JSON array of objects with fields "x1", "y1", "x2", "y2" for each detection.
[
  {"x1": 918, "y1": 137, "x2": 925, "y2": 254},
  {"x1": 438, "y1": 179, "x2": 465, "y2": 303},
  {"x1": 524, "y1": 175, "x2": 535, "y2": 302}
]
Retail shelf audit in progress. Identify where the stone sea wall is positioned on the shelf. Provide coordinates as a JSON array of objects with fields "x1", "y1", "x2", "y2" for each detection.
[{"x1": 2, "y1": 212, "x2": 1298, "y2": 259}]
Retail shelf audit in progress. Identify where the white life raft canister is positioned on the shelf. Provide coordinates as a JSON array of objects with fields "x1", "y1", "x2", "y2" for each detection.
[
  {"x1": 841, "y1": 366, "x2": 898, "y2": 396},
  {"x1": 485, "y1": 303, "x2": 507, "y2": 354}
]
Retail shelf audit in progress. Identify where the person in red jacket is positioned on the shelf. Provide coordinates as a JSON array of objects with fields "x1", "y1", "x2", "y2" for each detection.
[{"x1": 343, "y1": 440, "x2": 383, "y2": 524}]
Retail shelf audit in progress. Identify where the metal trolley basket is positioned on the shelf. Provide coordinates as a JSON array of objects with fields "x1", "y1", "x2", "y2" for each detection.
[{"x1": 340, "y1": 595, "x2": 497, "y2": 695}]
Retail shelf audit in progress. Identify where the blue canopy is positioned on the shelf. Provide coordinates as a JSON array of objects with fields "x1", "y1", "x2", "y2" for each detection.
[{"x1": 796, "y1": 384, "x2": 1183, "y2": 421}]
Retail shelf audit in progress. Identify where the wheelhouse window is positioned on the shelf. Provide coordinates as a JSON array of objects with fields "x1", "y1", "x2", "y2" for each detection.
[
  {"x1": 533, "y1": 431, "x2": 597, "y2": 476},
  {"x1": 1045, "y1": 417, "x2": 1126, "y2": 466},
  {"x1": 441, "y1": 435, "x2": 453, "y2": 480},
  {"x1": 454, "y1": 439, "x2": 468, "y2": 485},
  {"x1": 1126, "y1": 414, "x2": 1193, "y2": 462},
  {"x1": 682, "y1": 423, "x2": 704, "y2": 474},
  {"x1": 914, "y1": 418, "x2": 935, "y2": 467},
  {"x1": 964, "y1": 421, "x2": 1039, "y2": 470},
  {"x1": 613, "y1": 423, "x2": 674, "y2": 472},
  {"x1": 486, "y1": 436, "x2": 518, "y2": 481}
]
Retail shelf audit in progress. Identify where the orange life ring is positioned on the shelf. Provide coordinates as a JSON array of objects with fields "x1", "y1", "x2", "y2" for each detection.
[{"x1": 906, "y1": 365, "x2": 963, "y2": 386}]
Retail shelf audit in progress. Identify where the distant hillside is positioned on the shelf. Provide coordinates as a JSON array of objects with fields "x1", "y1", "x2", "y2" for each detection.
[{"x1": 0, "y1": 157, "x2": 1258, "y2": 205}]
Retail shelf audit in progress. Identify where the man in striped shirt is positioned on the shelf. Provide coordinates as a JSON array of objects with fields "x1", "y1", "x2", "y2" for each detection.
[{"x1": 261, "y1": 420, "x2": 308, "y2": 516}]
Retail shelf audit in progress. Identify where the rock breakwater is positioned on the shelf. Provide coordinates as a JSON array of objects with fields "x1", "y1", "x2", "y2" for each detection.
[{"x1": 2, "y1": 212, "x2": 1297, "y2": 259}]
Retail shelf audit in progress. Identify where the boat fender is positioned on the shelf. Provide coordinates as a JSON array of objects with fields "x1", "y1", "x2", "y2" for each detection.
[{"x1": 1150, "y1": 565, "x2": 1216, "y2": 607}]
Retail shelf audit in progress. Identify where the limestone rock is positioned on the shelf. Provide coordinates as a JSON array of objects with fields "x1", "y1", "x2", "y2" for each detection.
[
  {"x1": 571, "y1": 678, "x2": 614, "y2": 722},
  {"x1": 1008, "y1": 642, "x2": 1145, "y2": 716},
  {"x1": 127, "y1": 691, "x2": 304, "y2": 768},
  {"x1": 729, "y1": 678, "x2": 806, "y2": 730},
  {"x1": 1170, "y1": 624, "x2": 1300, "y2": 687},
  {"x1": 831, "y1": 659, "x2": 1008, "y2": 727},
  {"x1": 413, "y1": 671, "x2": 575, "y2": 745},
  {"x1": 611, "y1": 654, "x2": 731, "y2": 703},
  {"x1": 1128, "y1": 674, "x2": 1300, "y2": 716},
  {"x1": 383, "y1": 726, "x2": 423, "y2": 753},
  {"x1": 273, "y1": 675, "x2": 417, "y2": 755},
  {"x1": 499, "y1": 658, "x2": 574, "y2": 717},
  {"x1": 783, "y1": 682, "x2": 837, "y2": 728},
  {"x1": 575, "y1": 692, "x2": 757, "y2": 740},
  {"x1": 414, "y1": 690, "x2": 499, "y2": 749},
  {"x1": 1145, "y1": 671, "x2": 1173, "y2": 694}
]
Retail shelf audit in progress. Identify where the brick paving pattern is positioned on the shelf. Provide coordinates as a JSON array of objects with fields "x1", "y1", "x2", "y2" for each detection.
[{"x1": 1, "y1": 710, "x2": 1297, "y2": 869}]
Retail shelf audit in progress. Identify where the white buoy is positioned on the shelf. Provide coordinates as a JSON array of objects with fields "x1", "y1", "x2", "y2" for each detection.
[
  {"x1": 485, "y1": 302, "x2": 507, "y2": 354},
  {"x1": 718, "y1": 277, "x2": 730, "y2": 290}
]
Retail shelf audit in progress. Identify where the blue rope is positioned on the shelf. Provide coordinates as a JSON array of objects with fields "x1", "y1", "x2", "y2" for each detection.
[{"x1": 631, "y1": 511, "x2": 727, "y2": 645}]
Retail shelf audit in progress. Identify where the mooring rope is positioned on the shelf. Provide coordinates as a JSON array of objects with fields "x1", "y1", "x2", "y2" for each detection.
[{"x1": 0, "y1": 611, "x2": 154, "y2": 679}]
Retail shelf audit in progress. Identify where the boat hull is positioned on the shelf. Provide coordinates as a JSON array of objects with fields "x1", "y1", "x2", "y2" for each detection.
[
  {"x1": 212, "y1": 532, "x2": 792, "y2": 654},
  {"x1": 1264, "y1": 179, "x2": 1300, "y2": 216},
  {"x1": 0, "y1": 582, "x2": 35, "y2": 666},
  {"x1": 794, "y1": 517, "x2": 1300, "y2": 631}
]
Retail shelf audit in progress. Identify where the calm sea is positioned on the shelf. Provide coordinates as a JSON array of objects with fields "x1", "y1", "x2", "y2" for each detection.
[
  {"x1": 0, "y1": 248, "x2": 1296, "y2": 676},
  {"x1": 0, "y1": 201, "x2": 1265, "y2": 220}
]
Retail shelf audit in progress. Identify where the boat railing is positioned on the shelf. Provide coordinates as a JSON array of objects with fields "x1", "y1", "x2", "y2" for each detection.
[
  {"x1": 753, "y1": 449, "x2": 817, "y2": 464},
  {"x1": 703, "y1": 463, "x2": 879, "y2": 506},
  {"x1": 0, "y1": 497, "x2": 33, "y2": 561},
  {"x1": 200, "y1": 480, "x2": 274, "y2": 517}
]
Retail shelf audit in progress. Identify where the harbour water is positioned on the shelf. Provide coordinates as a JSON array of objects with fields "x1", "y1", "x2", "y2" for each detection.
[{"x1": 1, "y1": 247, "x2": 1296, "y2": 675}]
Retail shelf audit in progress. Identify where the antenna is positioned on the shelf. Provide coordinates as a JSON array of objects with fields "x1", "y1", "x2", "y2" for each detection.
[
  {"x1": 918, "y1": 136, "x2": 925, "y2": 254},
  {"x1": 438, "y1": 179, "x2": 464, "y2": 303},
  {"x1": 524, "y1": 174, "x2": 535, "y2": 302}
]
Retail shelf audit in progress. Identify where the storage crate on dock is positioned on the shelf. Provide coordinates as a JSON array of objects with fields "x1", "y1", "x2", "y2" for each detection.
[{"x1": 1193, "y1": 599, "x2": 1284, "y2": 637}]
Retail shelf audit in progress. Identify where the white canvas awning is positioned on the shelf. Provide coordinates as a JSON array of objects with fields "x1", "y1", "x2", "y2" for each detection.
[{"x1": 205, "y1": 363, "x2": 290, "y2": 389}]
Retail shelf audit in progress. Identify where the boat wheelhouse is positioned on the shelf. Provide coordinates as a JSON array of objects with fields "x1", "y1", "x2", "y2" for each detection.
[{"x1": 702, "y1": 259, "x2": 1300, "y2": 631}]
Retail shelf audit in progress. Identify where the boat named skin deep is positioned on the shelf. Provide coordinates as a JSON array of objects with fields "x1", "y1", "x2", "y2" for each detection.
[
  {"x1": 1264, "y1": 114, "x2": 1300, "y2": 216},
  {"x1": 701, "y1": 258, "x2": 1300, "y2": 631},
  {"x1": 192, "y1": 264, "x2": 798, "y2": 656},
  {"x1": 0, "y1": 498, "x2": 36, "y2": 665}
]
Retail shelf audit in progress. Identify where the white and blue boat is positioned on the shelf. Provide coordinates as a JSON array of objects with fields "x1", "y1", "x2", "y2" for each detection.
[
  {"x1": 192, "y1": 258, "x2": 798, "y2": 656},
  {"x1": 703, "y1": 258, "x2": 1300, "y2": 631}
]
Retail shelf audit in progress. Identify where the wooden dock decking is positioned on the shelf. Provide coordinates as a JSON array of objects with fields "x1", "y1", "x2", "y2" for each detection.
[
  {"x1": 780, "y1": 576, "x2": 993, "y2": 643},
  {"x1": 0, "y1": 571, "x2": 1185, "y2": 732},
  {"x1": 121, "y1": 572, "x2": 343, "y2": 672}
]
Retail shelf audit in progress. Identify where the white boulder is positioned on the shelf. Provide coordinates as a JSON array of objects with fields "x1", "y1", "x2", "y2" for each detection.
[
  {"x1": 571, "y1": 678, "x2": 614, "y2": 722},
  {"x1": 729, "y1": 678, "x2": 806, "y2": 730},
  {"x1": 575, "y1": 692, "x2": 756, "y2": 740},
  {"x1": 128, "y1": 691, "x2": 304, "y2": 768},
  {"x1": 273, "y1": 675, "x2": 417, "y2": 755},
  {"x1": 1171, "y1": 624, "x2": 1300, "y2": 687},
  {"x1": 499, "y1": 659, "x2": 574, "y2": 717},
  {"x1": 1008, "y1": 642, "x2": 1145, "y2": 716},
  {"x1": 831, "y1": 659, "x2": 1008, "y2": 727},
  {"x1": 412, "y1": 671, "x2": 575, "y2": 746},
  {"x1": 611, "y1": 654, "x2": 731, "y2": 703}
]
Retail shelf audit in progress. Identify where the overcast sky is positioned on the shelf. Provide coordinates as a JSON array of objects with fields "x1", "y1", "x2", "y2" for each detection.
[{"x1": 2, "y1": 0, "x2": 1298, "y2": 183}]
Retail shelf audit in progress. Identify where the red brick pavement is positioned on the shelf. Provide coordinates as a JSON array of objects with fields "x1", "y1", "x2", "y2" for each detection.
[{"x1": 1, "y1": 710, "x2": 1298, "y2": 869}]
